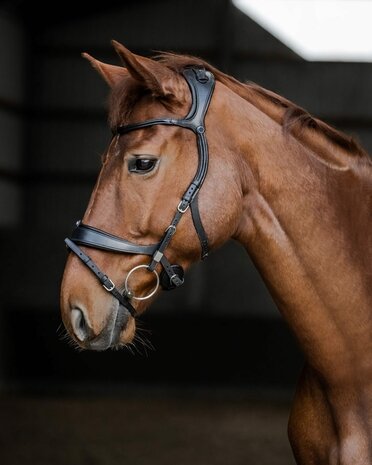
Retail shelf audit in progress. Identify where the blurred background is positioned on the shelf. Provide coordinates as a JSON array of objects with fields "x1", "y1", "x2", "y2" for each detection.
[{"x1": 0, "y1": 1, "x2": 371, "y2": 464}]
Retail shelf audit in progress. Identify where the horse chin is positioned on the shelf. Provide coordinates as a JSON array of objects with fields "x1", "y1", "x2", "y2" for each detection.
[{"x1": 117, "y1": 317, "x2": 136, "y2": 346}]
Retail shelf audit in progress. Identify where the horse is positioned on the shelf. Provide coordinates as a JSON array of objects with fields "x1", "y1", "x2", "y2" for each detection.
[{"x1": 60, "y1": 41, "x2": 372, "y2": 464}]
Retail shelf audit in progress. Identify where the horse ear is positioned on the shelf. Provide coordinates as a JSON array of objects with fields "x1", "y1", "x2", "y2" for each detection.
[
  {"x1": 111, "y1": 40, "x2": 175, "y2": 97},
  {"x1": 82, "y1": 52, "x2": 128, "y2": 88}
]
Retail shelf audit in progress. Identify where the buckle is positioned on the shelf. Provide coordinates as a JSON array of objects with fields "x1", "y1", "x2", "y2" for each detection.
[
  {"x1": 170, "y1": 274, "x2": 184, "y2": 287},
  {"x1": 103, "y1": 277, "x2": 115, "y2": 292},
  {"x1": 177, "y1": 201, "x2": 189, "y2": 213},
  {"x1": 194, "y1": 68, "x2": 209, "y2": 83}
]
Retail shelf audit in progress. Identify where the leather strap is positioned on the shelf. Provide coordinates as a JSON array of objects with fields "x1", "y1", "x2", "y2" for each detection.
[
  {"x1": 71, "y1": 222, "x2": 159, "y2": 256},
  {"x1": 190, "y1": 194, "x2": 209, "y2": 259},
  {"x1": 65, "y1": 238, "x2": 136, "y2": 317}
]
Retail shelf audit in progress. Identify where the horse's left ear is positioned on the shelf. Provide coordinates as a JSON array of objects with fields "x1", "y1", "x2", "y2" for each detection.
[{"x1": 111, "y1": 40, "x2": 176, "y2": 98}]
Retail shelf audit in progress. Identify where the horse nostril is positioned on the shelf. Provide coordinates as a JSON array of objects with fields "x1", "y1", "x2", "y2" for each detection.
[{"x1": 71, "y1": 308, "x2": 90, "y2": 342}]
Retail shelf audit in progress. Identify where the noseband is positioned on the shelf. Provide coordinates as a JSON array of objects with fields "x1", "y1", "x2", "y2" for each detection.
[{"x1": 65, "y1": 68, "x2": 215, "y2": 317}]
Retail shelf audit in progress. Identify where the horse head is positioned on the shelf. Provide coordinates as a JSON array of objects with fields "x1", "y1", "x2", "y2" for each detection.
[{"x1": 60, "y1": 41, "x2": 244, "y2": 350}]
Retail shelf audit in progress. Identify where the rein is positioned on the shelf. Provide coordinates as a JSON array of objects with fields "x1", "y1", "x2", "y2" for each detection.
[{"x1": 65, "y1": 67, "x2": 215, "y2": 318}]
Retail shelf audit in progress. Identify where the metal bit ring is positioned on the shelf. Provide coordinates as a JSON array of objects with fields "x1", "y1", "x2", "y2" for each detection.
[{"x1": 124, "y1": 264, "x2": 160, "y2": 301}]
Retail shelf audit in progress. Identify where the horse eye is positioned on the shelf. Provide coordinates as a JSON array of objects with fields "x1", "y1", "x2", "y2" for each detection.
[{"x1": 128, "y1": 158, "x2": 157, "y2": 174}]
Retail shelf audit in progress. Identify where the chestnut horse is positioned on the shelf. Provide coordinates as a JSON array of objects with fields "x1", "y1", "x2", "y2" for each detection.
[{"x1": 60, "y1": 41, "x2": 372, "y2": 464}]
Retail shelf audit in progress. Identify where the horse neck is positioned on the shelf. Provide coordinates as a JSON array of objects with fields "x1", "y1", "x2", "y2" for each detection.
[{"x1": 223, "y1": 87, "x2": 372, "y2": 385}]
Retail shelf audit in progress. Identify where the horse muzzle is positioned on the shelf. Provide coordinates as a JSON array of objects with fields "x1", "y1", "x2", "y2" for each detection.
[{"x1": 69, "y1": 303, "x2": 133, "y2": 351}]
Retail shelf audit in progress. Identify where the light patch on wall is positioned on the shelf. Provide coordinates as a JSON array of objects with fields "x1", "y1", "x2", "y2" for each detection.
[{"x1": 233, "y1": 0, "x2": 372, "y2": 62}]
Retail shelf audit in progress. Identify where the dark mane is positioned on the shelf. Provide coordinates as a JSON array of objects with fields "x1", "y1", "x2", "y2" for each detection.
[{"x1": 110, "y1": 51, "x2": 368, "y2": 158}]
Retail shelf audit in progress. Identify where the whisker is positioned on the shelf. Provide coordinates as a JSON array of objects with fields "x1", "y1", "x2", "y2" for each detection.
[
  {"x1": 137, "y1": 334, "x2": 155, "y2": 352},
  {"x1": 56, "y1": 322, "x2": 64, "y2": 335},
  {"x1": 57, "y1": 324, "x2": 85, "y2": 352},
  {"x1": 124, "y1": 342, "x2": 135, "y2": 355},
  {"x1": 133, "y1": 330, "x2": 155, "y2": 357}
]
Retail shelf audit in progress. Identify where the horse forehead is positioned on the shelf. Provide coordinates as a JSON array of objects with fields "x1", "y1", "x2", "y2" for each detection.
[
  {"x1": 121, "y1": 123, "x2": 184, "y2": 154},
  {"x1": 131, "y1": 96, "x2": 162, "y2": 118},
  {"x1": 134, "y1": 100, "x2": 184, "y2": 124},
  {"x1": 123, "y1": 77, "x2": 190, "y2": 123}
]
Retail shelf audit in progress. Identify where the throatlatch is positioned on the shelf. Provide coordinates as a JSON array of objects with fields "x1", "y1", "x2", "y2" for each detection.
[{"x1": 65, "y1": 67, "x2": 215, "y2": 317}]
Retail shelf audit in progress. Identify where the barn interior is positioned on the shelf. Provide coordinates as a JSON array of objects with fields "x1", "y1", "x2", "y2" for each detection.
[{"x1": 0, "y1": 1, "x2": 371, "y2": 464}]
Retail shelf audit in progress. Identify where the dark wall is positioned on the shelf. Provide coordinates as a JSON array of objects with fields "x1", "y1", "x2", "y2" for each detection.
[{"x1": 0, "y1": 0, "x2": 371, "y2": 391}]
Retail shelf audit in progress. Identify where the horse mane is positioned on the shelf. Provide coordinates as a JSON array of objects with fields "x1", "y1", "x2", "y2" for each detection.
[{"x1": 110, "y1": 52, "x2": 368, "y2": 159}]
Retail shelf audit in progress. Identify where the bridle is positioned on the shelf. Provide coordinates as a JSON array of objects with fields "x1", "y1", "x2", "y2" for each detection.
[{"x1": 65, "y1": 67, "x2": 215, "y2": 318}]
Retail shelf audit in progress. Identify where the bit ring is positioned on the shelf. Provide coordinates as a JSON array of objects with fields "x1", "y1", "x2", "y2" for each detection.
[{"x1": 124, "y1": 264, "x2": 160, "y2": 301}]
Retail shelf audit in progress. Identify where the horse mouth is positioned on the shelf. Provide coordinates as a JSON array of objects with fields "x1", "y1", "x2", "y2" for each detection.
[{"x1": 71, "y1": 303, "x2": 135, "y2": 351}]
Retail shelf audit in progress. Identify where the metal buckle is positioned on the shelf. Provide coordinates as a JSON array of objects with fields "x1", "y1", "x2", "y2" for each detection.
[
  {"x1": 165, "y1": 224, "x2": 176, "y2": 235},
  {"x1": 103, "y1": 278, "x2": 115, "y2": 292},
  {"x1": 124, "y1": 264, "x2": 160, "y2": 301},
  {"x1": 177, "y1": 201, "x2": 189, "y2": 213},
  {"x1": 170, "y1": 274, "x2": 184, "y2": 287}
]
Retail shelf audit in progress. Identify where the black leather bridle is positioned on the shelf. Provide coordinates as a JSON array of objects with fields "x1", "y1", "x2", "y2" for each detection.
[{"x1": 65, "y1": 67, "x2": 215, "y2": 318}]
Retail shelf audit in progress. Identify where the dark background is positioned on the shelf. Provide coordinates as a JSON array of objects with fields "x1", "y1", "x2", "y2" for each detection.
[{"x1": 0, "y1": 1, "x2": 371, "y2": 464}]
